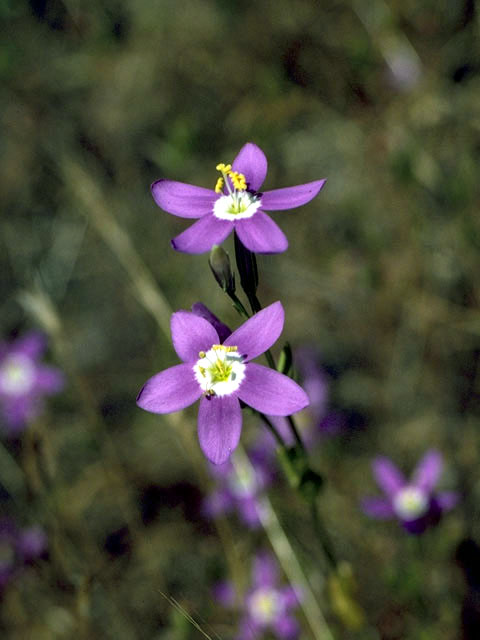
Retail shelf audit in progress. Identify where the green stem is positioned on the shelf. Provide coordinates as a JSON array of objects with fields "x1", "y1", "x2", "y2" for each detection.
[
  {"x1": 258, "y1": 412, "x2": 286, "y2": 447},
  {"x1": 310, "y1": 499, "x2": 338, "y2": 570}
]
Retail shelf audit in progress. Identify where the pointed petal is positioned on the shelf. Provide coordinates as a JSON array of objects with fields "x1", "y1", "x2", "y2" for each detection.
[
  {"x1": 13, "y1": 332, "x2": 47, "y2": 359},
  {"x1": 235, "y1": 212, "x2": 288, "y2": 254},
  {"x1": 238, "y1": 363, "x2": 309, "y2": 415},
  {"x1": 412, "y1": 450, "x2": 443, "y2": 492},
  {"x1": 273, "y1": 615, "x2": 300, "y2": 639},
  {"x1": 136, "y1": 364, "x2": 201, "y2": 413},
  {"x1": 261, "y1": 179, "x2": 326, "y2": 211},
  {"x1": 197, "y1": 395, "x2": 242, "y2": 464},
  {"x1": 224, "y1": 301, "x2": 284, "y2": 362},
  {"x1": 191, "y1": 303, "x2": 232, "y2": 342},
  {"x1": 436, "y1": 491, "x2": 459, "y2": 512},
  {"x1": 170, "y1": 311, "x2": 219, "y2": 362},
  {"x1": 361, "y1": 497, "x2": 395, "y2": 519},
  {"x1": 151, "y1": 180, "x2": 216, "y2": 218},
  {"x1": 372, "y1": 457, "x2": 406, "y2": 498},
  {"x1": 35, "y1": 366, "x2": 65, "y2": 394},
  {"x1": 171, "y1": 215, "x2": 233, "y2": 254},
  {"x1": 231, "y1": 143, "x2": 268, "y2": 192}
]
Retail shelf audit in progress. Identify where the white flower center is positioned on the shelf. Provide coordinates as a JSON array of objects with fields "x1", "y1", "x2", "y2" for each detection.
[
  {"x1": 393, "y1": 486, "x2": 429, "y2": 521},
  {"x1": 248, "y1": 587, "x2": 284, "y2": 625},
  {"x1": 0, "y1": 354, "x2": 36, "y2": 396},
  {"x1": 213, "y1": 192, "x2": 262, "y2": 221},
  {"x1": 193, "y1": 345, "x2": 245, "y2": 397}
]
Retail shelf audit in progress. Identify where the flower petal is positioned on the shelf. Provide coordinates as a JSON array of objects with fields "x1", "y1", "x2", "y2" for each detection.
[
  {"x1": 261, "y1": 179, "x2": 326, "y2": 211},
  {"x1": 171, "y1": 311, "x2": 219, "y2": 362},
  {"x1": 197, "y1": 395, "x2": 242, "y2": 464},
  {"x1": 136, "y1": 364, "x2": 201, "y2": 413},
  {"x1": 252, "y1": 552, "x2": 278, "y2": 587},
  {"x1": 224, "y1": 301, "x2": 284, "y2": 362},
  {"x1": 238, "y1": 363, "x2": 309, "y2": 415},
  {"x1": 273, "y1": 614, "x2": 300, "y2": 639},
  {"x1": 35, "y1": 366, "x2": 65, "y2": 394},
  {"x1": 412, "y1": 450, "x2": 443, "y2": 493},
  {"x1": 151, "y1": 180, "x2": 216, "y2": 218},
  {"x1": 171, "y1": 215, "x2": 233, "y2": 254},
  {"x1": 361, "y1": 497, "x2": 395, "y2": 519},
  {"x1": 191, "y1": 303, "x2": 232, "y2": 342},
  {"x1": 235, "y1": 212, "x2": 288, "y2": 254},
  {"x1": 12, "y1": 332, "x2": 47, "y2": 359},
  {"x1": 232, "y1": 143, "x2": 268, "y2": 192},
  {"x1": 372, "y1": 457, "x2": 406, "y2": 498}
]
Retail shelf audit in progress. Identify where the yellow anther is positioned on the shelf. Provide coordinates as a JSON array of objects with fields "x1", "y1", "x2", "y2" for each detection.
[
  {"x1": 228, "y1": 171, "x2": 247, "y2": 191},
  {"x1": 198, "y1": 351, "x2": 206, "y2": 358},
  {"x1": 216, "y1": 163, "x2": 231, "y2": 173},
  {"x1": 198, "y1": 366, "x2": 206, "y2": 377},
  {"x1": 215, "y1": 177, "x2": 224, "y2": 194},
  {"x1": 211, "y1": 344, "x2": 238, "y2": 352}
]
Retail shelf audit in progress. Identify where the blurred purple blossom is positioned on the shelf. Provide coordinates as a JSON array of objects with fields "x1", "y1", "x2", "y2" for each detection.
[
  {"x1": 258, "y1": 347, "x2": 344, "y2": 453},
  {"x1": 362, "y1": 450, "x2": 458, "y2": 534},
  {"x1": 215, "y1": 552, "x2": 302, "y2": 639},
  {"x1": 0, "y1": 518, "x2": 47, "y2": 591},
  {"x1": 151, "y1": 142, "x2": 326, "y2": 254},
  {"x1": 203, "y1": 447, "x2": 273, "y2": 528},
  {"x1": 0, "y1": 332, "x2": 64, "y2": 436}
]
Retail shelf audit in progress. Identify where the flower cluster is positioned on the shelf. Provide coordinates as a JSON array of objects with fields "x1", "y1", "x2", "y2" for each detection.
[
  {"x1": 0, "y1": 332, "x2": 64, "y2": 435},
  {"x1": 151, "y1": 142, "x2": 325, "y2": 255},
  {"x1": 0, "y1": 518, "x2": 47, "y2": 591},
  {"x1": 215, "y1": 552, "x2": 302, "y2": 639},
  {"x1": 362, "y1": 450, "x2": 458, "y2": 534}
]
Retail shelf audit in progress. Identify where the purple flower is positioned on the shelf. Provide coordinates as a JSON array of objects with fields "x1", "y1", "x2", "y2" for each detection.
[
  {"x1": 203, "y1": 447, "x2": 273, "y2": 528},
  {"x1": 0, "y1": 332, "x2": 64, "y2": 436},
  {"x1": 137, "y1": 302, "x2": 309, "y2": 464},
  {"x1": 151, "y1": 142, "x2": 326, "y2": 254},
  {"x1": 0, "y1": 518, "x2": 47, "y2": 591},
  {"x1": 362, "y1": 450, "x2": 458, "y2": 534},
  {"x1": 216, "y1": 552, "x2": 302, "y2": 639}
]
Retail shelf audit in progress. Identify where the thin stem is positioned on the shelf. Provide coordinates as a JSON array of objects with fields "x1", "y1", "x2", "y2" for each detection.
[
  {"x1": 287, "y1": 415, "x2": 305, "y2": 450},
  {"x1": 258, "y1": 412, "x2": 286, "y2": 447},
  {"x1": 310, "y1": 500, "x2": 337, "y2": 570}
]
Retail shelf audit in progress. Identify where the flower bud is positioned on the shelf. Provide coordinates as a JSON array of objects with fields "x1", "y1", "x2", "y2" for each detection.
[{"x1": 209, "y1": 245, "x2": 235, "y2": 294}]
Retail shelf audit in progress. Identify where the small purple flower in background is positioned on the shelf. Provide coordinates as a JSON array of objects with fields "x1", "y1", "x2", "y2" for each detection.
[
  {"x1": 0, "y1": 518, "x2": 47, "y2": 591},
  {"x1": 203, "y1": 447, "x2": 273, "y2": 528},
  {"x1": 137, "y1": 302, "x2": 309, "y2": 465},
  {"x1": 151, "y1": 142, "x2": 326, "y2": 254},
  {"x1": 257, "y1": 347, "x2": 344, "y2": 453},
  {"x1": 215, "y1": 552, "x2": 302, "y2": 639},
  {"x1": 362, "y1": 450, "x2": 458, "y2": 534},
  {"x1": 0, "y1": 332, "x2": 64, "y2": 436}
]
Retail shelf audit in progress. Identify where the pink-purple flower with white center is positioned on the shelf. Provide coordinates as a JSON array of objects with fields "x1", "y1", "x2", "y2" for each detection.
[
  {"x1": 0, "y1": 332, "x2": 64, "y2": 436},
  {"x1": 361, "y1": 450, "x2": 458, "y2": 534},
  {"x1": 215, "y1": 552, "x2": 302, "y2": 640},
  {"x1": 151, "y1": 142, "x2": 326, "y2": 254},
  {"x1": 0, "y1": 518, "x2": 47, "y2": 591},
  {"x1": 203, "y1": 446, "x2": 273, "y2": 528},
  {"x1": 137, "y1": 301, "x2": 309, "y2": 465}
]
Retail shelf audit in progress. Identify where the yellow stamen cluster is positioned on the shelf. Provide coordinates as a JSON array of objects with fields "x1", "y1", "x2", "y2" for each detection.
[
  {"x1": 214, "y1": 163, "x2": 247, "y2": 194},
  {"x1": 212, "y1": 345, "x2": 238, "y2": 352}
]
